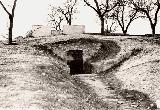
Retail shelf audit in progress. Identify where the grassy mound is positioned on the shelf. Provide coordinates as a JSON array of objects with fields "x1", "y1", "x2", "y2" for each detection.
[{"x1": 34, "y1": 37, "x2": 121, "y2": 74}]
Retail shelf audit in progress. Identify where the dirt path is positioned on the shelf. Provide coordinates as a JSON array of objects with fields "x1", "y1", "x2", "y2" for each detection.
[{"x1": 73, "y1": 74, "x2": 148, "y2": 110}]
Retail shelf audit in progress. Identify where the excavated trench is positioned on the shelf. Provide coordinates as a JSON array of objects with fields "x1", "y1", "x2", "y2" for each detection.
[{"x1": 34, "y1": 38, "x2": 157, "y2": 110}]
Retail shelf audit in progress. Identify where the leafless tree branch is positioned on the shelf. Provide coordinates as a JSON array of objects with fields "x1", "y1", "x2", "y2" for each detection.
[{"x1": 83, "y1": 0, "x2": 119, "y2": 35}]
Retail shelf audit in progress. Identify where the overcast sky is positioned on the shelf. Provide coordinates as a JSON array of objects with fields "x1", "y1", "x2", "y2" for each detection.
[{"x1": 0, "y1": 0, "x2": 160, "y2": 40}]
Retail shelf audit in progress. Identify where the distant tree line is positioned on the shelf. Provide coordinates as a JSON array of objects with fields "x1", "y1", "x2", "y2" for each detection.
[{"x1": 49, "y1": 0, "x2": 160, "y2": 36}]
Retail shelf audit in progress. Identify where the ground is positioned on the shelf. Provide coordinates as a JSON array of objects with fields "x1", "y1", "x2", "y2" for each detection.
[{"x1": 0, "y1": 34, "x2": 160, "y2": 110}]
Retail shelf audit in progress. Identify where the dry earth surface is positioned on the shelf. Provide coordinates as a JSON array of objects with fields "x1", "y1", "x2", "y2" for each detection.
[{"x1": 0, "y1": 34, "x2": 160, "y2": 110}]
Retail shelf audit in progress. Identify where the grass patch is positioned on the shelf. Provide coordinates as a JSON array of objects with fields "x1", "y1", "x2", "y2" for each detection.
[
  {"x1": 87, "y1": 40, "x2": 121, "y2": 62},
  {"x1": 49, "y1": 37, "x2": 101, "y2": 45},
  {"x1": 103, "y1": 48, "x2": 142, "y2": 74},
  {"x1": 33, "y1": 44, "x2": 65, "y2": 62}
]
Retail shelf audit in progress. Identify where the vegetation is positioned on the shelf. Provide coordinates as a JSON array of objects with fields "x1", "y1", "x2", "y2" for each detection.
[
  {"x1": 49, "y1": 0, "x2": 78, "y2": 27},
  {"x1": 48, "y1": 7, "x2": 64, "y2": 31},
  {"x1": 83, "y1": 0, "x2": 119, "y2": 35},
  {"x1": 1, "y1": 0, "x2": 160, "y2": 40},
  {"x1": 47, "y1": 0, "x2": 160, "y2": 36},
  {"x1": 110, "y1": 0, "x2": 140, "y2": 35},
  {"x1": 130, "y1": 0, "x2": 160, "y2": 36}
]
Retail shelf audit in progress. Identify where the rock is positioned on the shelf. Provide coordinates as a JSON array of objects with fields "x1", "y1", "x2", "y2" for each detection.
[
  {"x1": 0, "y1": 41, "x2": 4, "y2": 46},
  {"x1": 156, "y1": 100, "x2": 160, "y2": 109},
  {"x1": 15, "y1": 36, "x2": 25, "y2": 43}
]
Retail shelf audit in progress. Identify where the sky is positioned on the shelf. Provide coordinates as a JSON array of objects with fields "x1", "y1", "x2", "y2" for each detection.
[{"x1": 0, "y1": 0, "x2": 160, "y2": 40}]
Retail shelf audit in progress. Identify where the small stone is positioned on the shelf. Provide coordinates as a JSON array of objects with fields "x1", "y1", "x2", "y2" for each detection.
[
  {"x1": 42, "y1": 72, "x2": 46, "y2": 76},
  {"x1": 156, "y1": 100, "x2": 160, "y2": 109}
]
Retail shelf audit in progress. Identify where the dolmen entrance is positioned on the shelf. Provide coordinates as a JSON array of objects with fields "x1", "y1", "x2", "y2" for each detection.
[{"x1": 66, "y1": 50, "x2": 83, "y2": 75}]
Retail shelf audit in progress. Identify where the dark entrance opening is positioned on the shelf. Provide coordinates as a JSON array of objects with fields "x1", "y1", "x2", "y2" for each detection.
[{"x1": 67, "y1": 50, "x2": 83, "y2": 75}]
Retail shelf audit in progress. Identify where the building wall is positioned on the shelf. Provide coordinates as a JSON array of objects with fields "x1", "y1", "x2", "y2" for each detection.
[{"x1": 63, "y1": 25, "x2": 85, "y2": 35}]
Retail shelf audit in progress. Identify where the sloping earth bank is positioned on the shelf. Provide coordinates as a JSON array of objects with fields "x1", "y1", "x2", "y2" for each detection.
[
  {"x1": 96, "y1": 37, "x2": 160, "y2": 109},
  {"x1": 0, "y1": 41, "x2": 109, "y2": 109}
]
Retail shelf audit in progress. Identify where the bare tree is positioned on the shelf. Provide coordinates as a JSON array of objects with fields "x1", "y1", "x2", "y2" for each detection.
[
  {"x1": 111, "y1": 0, "x2": 139, "y2": 35},
  {"x1": 83, "y1": 0, "x2": 119, "y2": 35},
  {"x1": 0, "y1": 0, "x2": 18, "y2": 44},
  {"x1": 57, "y1": 0, "x2": 78, "y2": 25},
  {"x1": 105, "y1": 13, "x2": 118, "y2": 33},
  {"x1": 48, "y1": 7, "x2": 64, "y2": 31},
  {"x1": 130, "y1": 0, "x2": 160, "y2": 36}
]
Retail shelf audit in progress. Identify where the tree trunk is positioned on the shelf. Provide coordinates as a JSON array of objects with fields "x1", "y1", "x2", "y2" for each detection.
[
  {"x1": 151, "y1": 24, "x2": 156, "y2": 36},
  {"x1": 100, "y1": 17, "x2": 105, "y2": 35},
  {"x1": 69, "y1": 15, "x2": 72, "y2": 25},
  {"x1": 123, "y1": 30, "x2": 127, "y2": 36},
  {"x1": 69, "y1": 20, "x2": 71, "y2": 25},
  {"x1": 9, "y1": 15, "x2": 13, "y2": 44}
]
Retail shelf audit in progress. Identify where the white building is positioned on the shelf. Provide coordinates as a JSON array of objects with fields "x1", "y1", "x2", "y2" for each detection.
[
  {"x1": 63, "y1": 25, "x2": 85, "y2": 35},
  {"x1": 31, "y1": 24, "x2": 85, "y2": 37}
]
